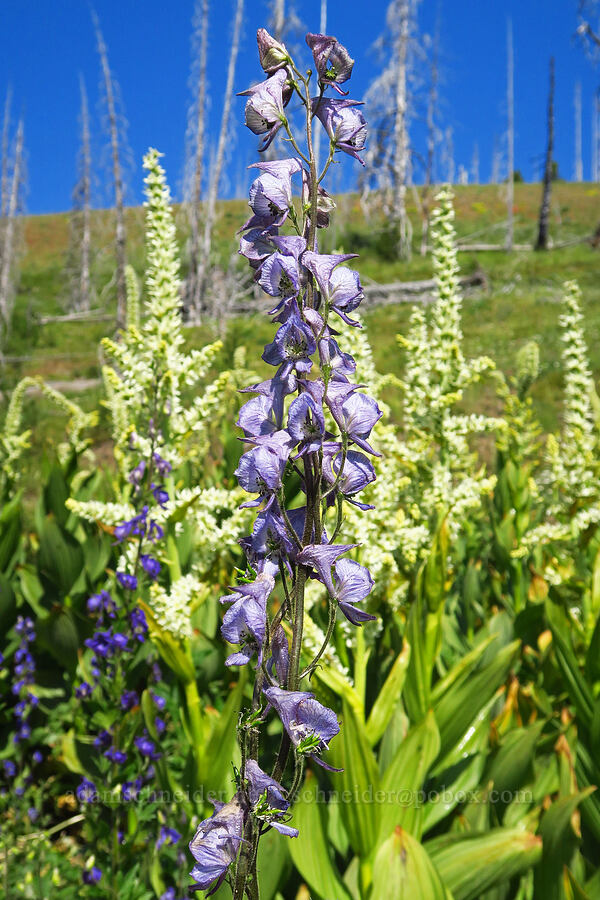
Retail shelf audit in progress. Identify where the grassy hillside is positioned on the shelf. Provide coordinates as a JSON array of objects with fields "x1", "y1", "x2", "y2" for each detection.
[{"x1": 3, "y1": 181, "x2": 600, "y2": 473}]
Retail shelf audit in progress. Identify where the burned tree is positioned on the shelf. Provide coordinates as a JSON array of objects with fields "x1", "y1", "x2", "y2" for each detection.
[
  {"x1": 68, "y1": 75, "x2": 93, "y2": 312},
  {"x1": 536, "y1": 58, "x2": 555, "y2": 251},
  {"x1": 92, "y1": 10, "x2": 129, "y2": 330},
  {"x1": 505, "y1": 18, "x2": 515, "y2": 250},
  {"x1": 183, "y1": 0, "x2": 210, "y2": 315},
  {"x1": 0, "y1": 118, "x2": 25, "y2": 348},
  {"x1": 194, "y1": 0, "x2": 244, "y2": 319},
  {"x1": 574, "y1": 81, "x2": 583, "y2": 182}
]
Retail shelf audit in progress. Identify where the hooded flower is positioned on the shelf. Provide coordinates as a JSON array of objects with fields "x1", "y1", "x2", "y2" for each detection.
[
  {"x1": 297, "y1": 544, "x2": 375, "y2": 624},
  {"x1": 312, "y1": 98, "x2": 367, "y2": 165},
  {"x1": 303, "y1": 251, "x2": 364, "y2": 325},
  {"x1": 189, "y1": 795, "x2": 247, "y2": 894},
  {"x1": 262, "y1": 301, "x2": 317, "y2": 377},
  {"x1": 239, "y1": 69, "x2": 291, "y2": 151},
  {"x1": 257, "y1": 251, "x2": 301, "y2": 300},
  {"x1": 239, "y1": 226, "x2": 279, "y2": 268},
  {"x1": 263, "y1": 686, "x2": 340, "y2": 769},
  {"x1": 301, "y1": 168, "x2": 336, "y2": 230},
  {"x1": 235, "y1": 430, "x2": 294, "y2": 508},
  {"x1": 287, "y1": 392, "x2": 325, "y2": 455},
  {"x1": 326, "y1": 390, "x2": 382, "y2": 455},
  {"x1": 239, "y1": 503, "x2": 295, "y2": 575},
  {"x1": 306, "y1": 33, "x2": 354, "y2": 94},
  {"x1": 237, "y1": 394, "x2": 281, "y2": 440},
  {"x1": 256, "y1": 27, "x2": 290, "y2": 74},
  {"x1": 220, "y1": 573, "x2": 274, "y2": 666},
  {"x1": 318, "y1": 334, "x2": 357, "y2": 381},
  {"x1": 321, "y1": 443, "x2": 376, "y2": 508},
  {"x1": 241, "y1": 158, "x2": 302, "y2": 231},
  {"x1": 244, "y1": 759, "x2": 298, "y2": 836}
]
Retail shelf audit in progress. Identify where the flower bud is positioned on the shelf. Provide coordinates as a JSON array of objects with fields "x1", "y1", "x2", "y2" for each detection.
[{"x1": 257, "y1": 28, "x2": 289, "y2": 74}]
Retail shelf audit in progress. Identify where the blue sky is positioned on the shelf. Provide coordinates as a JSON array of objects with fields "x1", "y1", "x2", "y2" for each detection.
[{"x1": 0, "y1": 0, "x2": 598, "y2": 214}]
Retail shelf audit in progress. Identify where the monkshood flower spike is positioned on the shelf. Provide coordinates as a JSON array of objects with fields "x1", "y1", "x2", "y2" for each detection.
[{"x1": 191, "y1": 23, "x2": 377, "y2": 899}]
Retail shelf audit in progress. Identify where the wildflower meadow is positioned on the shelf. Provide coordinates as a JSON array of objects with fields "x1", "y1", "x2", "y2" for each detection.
[{"x1": 2, "y1": 8, "x2": 600, "y2": 900}]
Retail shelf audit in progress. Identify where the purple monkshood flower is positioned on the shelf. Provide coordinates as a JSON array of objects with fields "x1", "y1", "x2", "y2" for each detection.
[
  {"x1": 239, "y1": 225, "x2": 279, "y2": 268},
  {"x1": 303, "y1": 251, "x2": 364, "y2": 325},
  {"x1": 141, "y1": 554, "x2": 161, "y2": 580},
  {"x1": 135, "y1": 734, "x2": 161, "y2": 760},
  {"x1": 32, "y1": 750, "x2": 43, "y2": 765},
  {"x1": 128, "y1": 459, "x2": 146, "y2": 486},
  {"x1": 239, "y1": 69, "x2": 291, "y2": 151},
  {"x1": 152, "y1": 691, "x2": 167, "y2": 710},
  {"x1": 87, "y1": 590, "x2": 117, "y2": 618},
  {"x1": 189, "y1": 795, "x2": 247, "y2": 894},
  {"x1": 325, "y1": 388, "x2": 382, "y2": 456},
  {"x1": 256, "y1": 27, "x2": 289, "y2": 74},
  {"x1": 268, "y1": 625, "x2": 290, "y2": 685},
  {"x1": 117, "y1": 572, "x2": 138, "y2": 591},
  {"x1": 120, "y1": 690, "x2": 139, "y2": 710},
  {"x1": 122, "y1": 777, "x2": 143, "y2": 801},
  {"x1": 130, "y1": 607, "x2": 148, "y2": 642},
  {"x1": 77, "y1": 778, "x2": 97, "y2": 803},
  {"x1": 318, "y1": 334, "x2": 357, "y2": 380},
  {"x1": 75, "y1": 681, "x2": 93, "y2": 699},
  {"x1": 14, "y1": 723, "x2": 31, "y2": 743},
  {"x1": 262, "y1": 301, "x2": 317, "y2": 377},
  {"x1": 28, "y1": 807, "x2": 38, "y2": 821},
  {"x1": 257, "y1": 251, "x2": 301, "y2": 300},
  {"x1": 241, "y1": 158, "x2": 302, "y2": 232},
  {"x1": 153, "y1": 452, "x2": 172, "y2": 477},
  {"x1": 239, "y1": 503, "x2": 295, "y2": 576},
  {"x1": 104, "y1": 747, "x2": 128, "y2": 764},
  {"x1": 83, "y1": 866, "x2": 102, "y2": 885},
  {"x1": 235, "y1": 431, "x2": 294, "y2": 509},
  {"x1": 312, "y1": 97, "x2": 367, "y2": 165},
  {"x1": 306, "y1": 33, "x2": 354, "y2": 94},
  {"x1": 263, "y1": 686, "x2": 340, "y2": 769},
  {"x1": 287, "y1": 392, "x2": 325, "y2": 455},
  {"x1": 114, "y1": 507, "x2": 148, "y2": 542},
  {"x1": 239, "y1": 373, "x2": 297, "y2": 434},
  {"x1": 151, "y1": 483, "x2": 169, "y2": 506},
  {"x1": 155, "y1": 717, "x2": 166, "y2": 734},
  {"x1": 94, "y1": 729, "x2": 112, "y2": 750},
  {"x1": 237, "y1": 394, "x2": 280, "y2": 440},
  {"x1": 157, "y1": 826, "x2": 182, "y2": 849},
  {"x1": 15, "y1": 616, "x2": 35, "y2": 640},
  {"x1": 321, "y1": 443, "x2": 376, "y2": 508},
  {"x1": 220, "y1": 574, "x2": 274, "y2": 667},
  {"x1": 297, "y1": 544, "x2": 376, "y2": 625},
  {"x1": 3, "y1": 760, "x2": 16, "y2": 778},
  {"x1": 160, "y1": 890, "x2": 176, "y2": 900},
  {"x1": 244, "y1": 759, "x2": 298, "y2": 836}
]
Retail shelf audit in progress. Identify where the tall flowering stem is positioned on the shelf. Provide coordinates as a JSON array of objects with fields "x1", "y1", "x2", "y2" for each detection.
[{"x1": 188, "y1": 24, "x2": 379, "y2": 899}]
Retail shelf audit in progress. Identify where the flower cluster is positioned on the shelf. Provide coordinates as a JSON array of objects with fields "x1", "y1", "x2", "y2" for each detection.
[
  {"x1": 188, "y1": 25, "x2": 377, "y2": 897},
  {"x1": 12, "y1": 616, "x2": 38, "y2": 744}
]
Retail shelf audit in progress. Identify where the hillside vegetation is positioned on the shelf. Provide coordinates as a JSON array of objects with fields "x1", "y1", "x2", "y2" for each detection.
[{"x1": 3, "y1": 181, "x2": 600, "y2": 471}]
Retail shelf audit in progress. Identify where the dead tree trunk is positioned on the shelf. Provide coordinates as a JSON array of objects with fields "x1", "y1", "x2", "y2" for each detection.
[
  {"x1": 196, "y1": 0, "x2": 244, "y2": 318},
  {"x1": 393, "y1": 0, "x2": 412, "y2": 260},
  {"x1": 93, "y1": 11, "x2": 127, "y2": 330},
  {"x1": 313, "y1": 0, "x2": 328, "y2": 171},
  {"x1": 0, "y1": 118, "x2": 24, "y2": 344},
  {"x1": 1, "y1": 88, "x2": 12, "y2": 221},
  {"x1": 471, "y1": 142, "x2": 479, "y2": 184},
  {"x1": 185, "y1": 0, "x2": 209, "y2": 316},
  {"x1": 535, "y1": 58, "x2": 555, "y2": 251},
  {"x1": 574, "y1": 81, "x2": 583, "y2": 182},
  {"x1": 69, "y1": 75, "x2": 92, "y2": 311},
  {"x1": 419, "y1": 22, "x2": 439, "y2": 256},
  {"x1": 505, "y1": 18, "x2": 515, "y2": 250}
]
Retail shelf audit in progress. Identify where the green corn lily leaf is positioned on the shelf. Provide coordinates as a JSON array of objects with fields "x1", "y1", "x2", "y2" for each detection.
[
  {"x1": 288, "y1": 769, "x2": 353, "y2": 900},
  {"x1": 545, "y1": 596, "x2": 594, "y2": 728},
  {"x1": 534, "y1": 788, "x2": 596, "y2": 900},
  {"x1": 434, "y1": 640, "x2": 520, "y2": 760},
  {"x1": 427, "y1": 828, "x2": 542, "y2": 900},
  {"x1": 371, "y1": 826, "x2": 452, "y2": 900},
  {"x1": 327, "y1": 696, "x2": 381, "y2": 859},
  {"x1": 377, "y1": 709, "x2": 441, "y2": 844},
  {"x1": 366, "y1": 642, "x2": 411, "y2": 747},
  {"x1": 487, "y1": 721, "x2": 546, "y2": 801}
]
